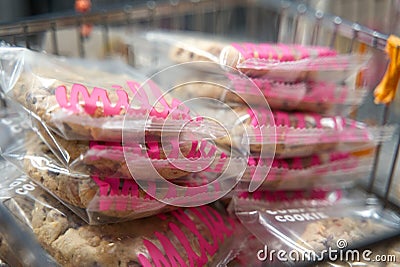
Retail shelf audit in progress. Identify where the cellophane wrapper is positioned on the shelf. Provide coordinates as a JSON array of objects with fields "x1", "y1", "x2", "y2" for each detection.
[
  {"x1": 0, "y1": 162, "x2": 246, "y2": 266},
  {"x1": 0, "y1": 46, "x2": 233, "y2": 143},
  {"x1": 230, "y1": 188, "x2": 400, "y2": 266}
]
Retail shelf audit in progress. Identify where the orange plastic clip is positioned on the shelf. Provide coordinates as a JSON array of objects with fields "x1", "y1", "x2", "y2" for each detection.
[
  {"x1": 355, "y1": 43, "x2": 367, "y2": 87},
  {"x1": 374, "y1": 35, "x2": 400, "y2": 104}
]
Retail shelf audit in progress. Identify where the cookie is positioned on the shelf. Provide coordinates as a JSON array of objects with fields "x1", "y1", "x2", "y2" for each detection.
[
  {"x1": 31, "y1": 197, "x2": 237, "y2": 267},
  {"x1": 0, "y1": 174, "x2": 238, "y2": 267},
  {"x1": 299, "y1": 218, "x2": 390, "y2": 252},
  {"x1": 32, "y1": 124, "x2": 193, "y2": 179},
  {"x1": 169, "y1": 39, "x2": 337, "y2": 78},
  {"x1": 0, "y1": 236, "x2": 18, "y2": 267},
  {"x1": 241, "y1": 152, "x2": 368, "y2": 190},
  {"x1": 10, "y1": 53, "x2": 188, "y2": 141},
  {"x1": 22, "y1": 137, "x2": 181, "y2": 223},
  {"x1": 387, "y1": 241, "x2": 400, "y2": 267},
  {"x1": 32, "y1": 120, "x2": 231, "y2": 180},
  {"x1": 169, "y1": 39, "x2": 227, "y2": 64},
  {"x1": 215, "y1": 108, "x2": 342, "y2": 158}
]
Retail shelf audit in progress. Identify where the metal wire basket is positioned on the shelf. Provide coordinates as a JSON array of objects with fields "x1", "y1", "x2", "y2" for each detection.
[{"x1": 0, "y1": 0, "x2": 399, "y2": 265}]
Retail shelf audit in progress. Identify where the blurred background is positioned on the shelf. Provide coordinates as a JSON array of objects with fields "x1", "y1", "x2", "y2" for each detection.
[
  {"x1": 0, "y1": 0, "x2": 138, "y2": 22},
  {"x1": 2, "y1": 0, "x2": 399, "y2": 32}
]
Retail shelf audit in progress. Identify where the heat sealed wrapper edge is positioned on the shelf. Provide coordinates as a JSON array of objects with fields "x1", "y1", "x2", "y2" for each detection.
[
  {"x1": 0, "y1": 163, "x2": 246, "y2": 267},
  {"x1": 144, "y1": 30, "x2": 370, "y2": 81},
  {"x1": 231, "y1": 189, "x2": 400, "y2": 265}
]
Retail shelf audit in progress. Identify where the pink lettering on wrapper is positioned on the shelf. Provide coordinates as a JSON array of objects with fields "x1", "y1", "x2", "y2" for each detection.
[
  {"x1": 273, "y1": 111, "x2": 291, "y2": 127},
  {"x1": 55, "y1": 84, "x2": 130, "y2": 116},
  {"x1": 229, "y1": 74, "x2": 352, "y2": 108},
  {"x1": 138, "y1": 206, "x2": 235, "y2": 266},
  {"x1": 127, "y1": 80, "x2": 191, "y2": 120},
  {"x1": 231, "y1": 43, "x2": 337, "y2": 61},
  {"x1": 89, "y1": 138, "x2": 223, "y2": 162},
  {"x1": 139, "y1": 239, "x2": 173, "y2": 267},
  {"x1": 55, "y1": 80, "x2": 191, "y2": 120},
  {"x1": 245, "y1": 151, "x2": 360, "y2": 185},
  {"x1": 91, "y1": 170, "x2": 234, "y2": 211}
]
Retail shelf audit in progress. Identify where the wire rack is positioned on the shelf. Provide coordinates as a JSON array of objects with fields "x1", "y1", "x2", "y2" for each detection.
[{"x1": 0, "y1": 0, "x2": 399, "y2": 264}]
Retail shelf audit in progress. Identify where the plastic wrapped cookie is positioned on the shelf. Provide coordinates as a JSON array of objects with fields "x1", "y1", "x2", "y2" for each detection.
[
  {"x1": 1, "y1": 128, "x2": 237, "y2": 224},
  {"x1": 0, "y1": 164, "x2": 244, "y2": 266},
  {"x1": 18, "y1": 137, "x2": 177, "y2": 224},
  {"x1": 232, "y1": 189, "x2": 400, "y2": 265},
  {"x1": 31, "y1": 201, "x2": 241, "y2": 267},
  {"x1": 1, "y1": 113, "x2": 237, "y2": 181},
  {"x1": 0, "y1": 47, "x2": 194, "y2": 142},
  {"x1": 150, "y1": 30, "x2": 369, "y2": 81},
  {"x1": 239, "y1": 150, "x2": 374, "y2": 190},
  {"x1": 231, "y1": 108, "x2": 394, "y2": 158}
]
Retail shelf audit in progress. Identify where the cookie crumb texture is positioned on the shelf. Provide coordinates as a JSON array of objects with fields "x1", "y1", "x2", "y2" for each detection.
[
  {"x1": 298, "y1": 217, "x2": 390, "y2": 252},
  {"x1": 32, "y1": 201, "x2": 236, "y2": 267},
  {"x1": 23, "y1": 139, "x2": 178, "y2": 223}
]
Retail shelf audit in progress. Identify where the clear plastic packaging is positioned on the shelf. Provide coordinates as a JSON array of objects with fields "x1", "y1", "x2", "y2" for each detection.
[
  {"x1": 0, "y1": 115, "x2": 172, "y2": 224},
  {"x1": 143, "y1": 31, "x2": 370, "y2": 81},
  {"x1": 231, "y1": 189, "x2": 400, "y2": 266},
  {"x1": 169, "y1": 69, "x2": 369, "y2": 115},
  {"x1": 0, "y1": 47, "x2": 218, "y2": 142},
  {"x1": 238, "y1": 109, "x2": 395, "y2": 158},
  {"x1": 0, "y1": 108, "x2": 384, "y2": 196},
  {"x1": 0, "y1": 46, "x2": 278, "y2": 156},
  {"x1": 0, "y1": 111, "x2": 251, "y2": 222},
  {"x1": 228, "y1": 76, "x2": 368, "y2": 115},
  {"x1": 0, "y1": 109, "x2": 249, "y2": 183},
  {"x1": 4, "y1": 134, "x2": 243, "y2": 224},
  {"x1": 239, "y1": 150, "x2": 374, "y2": 190},
  {"x1": 0, "y1": 163, "x2": 244, "y2": 266},
  {"x1": 227, "y1": 190, "x2": 344, "y2": 266},
  {"x1": 229, "y1": 233, "x2": 400, "y2": 267}
]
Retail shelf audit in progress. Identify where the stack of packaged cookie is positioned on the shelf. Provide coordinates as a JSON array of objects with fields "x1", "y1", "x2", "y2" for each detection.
[
  {"x1": 0, "y1": 46, "x2": 254, "y2": 265},
  {"x1": 131, "y1": 31, "x2": 400, "y2": 265},
  {"x1": 138, "y1": 30, "x2": 394, "y2": 191},
  {"x1": 0, "y1": 32, "x2": 398, "y2": 266},
  {"x1": 0, "y1": 45, "x2": 255, "y2": 222}
]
